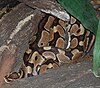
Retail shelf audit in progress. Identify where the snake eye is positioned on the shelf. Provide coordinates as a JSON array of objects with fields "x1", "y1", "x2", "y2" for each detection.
[{"x1": 35, "y1": 56, "x2": 38, "y2": 61}]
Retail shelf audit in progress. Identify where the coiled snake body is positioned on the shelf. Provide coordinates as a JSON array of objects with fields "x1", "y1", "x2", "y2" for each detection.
[{"x1": 4, "y1": 13, "x2": 95, "y2": 83}]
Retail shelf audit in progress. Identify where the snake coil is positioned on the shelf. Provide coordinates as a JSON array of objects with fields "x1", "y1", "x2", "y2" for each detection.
[{"x1": 4, "y1": 13, "x2": 95, "y2": 83}]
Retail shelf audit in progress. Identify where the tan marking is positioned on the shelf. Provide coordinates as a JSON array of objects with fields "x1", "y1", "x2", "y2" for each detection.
[
  {"x1": 66, "y1": 24, "x2": 71, "y2": 31},
  {"x1": 44, "y1": 16, "x2": 55, "y2": 31},
  {"x1": 85, "y1": 37, "x2": 89, "y2": 51},
  {"x1": 38, "y1": 30, "x2": 49, "y2": 47},
  {"x1": 49, "y1": 28, "x2": 54, "y2": 41},
  {"x1": 20, "y1": 65, "x2": 32, "y2": 77},
  {"x1": 79, "y1": 24, "x2": 85, "y2": 35},
  {"x1": 56, "y1": 38, "x2": 65, "y2": 49},
  {"x1": 59, "y1": 20, "x2": 69, "y2": 30},
  {"x1": 39, "y1": 59, "x2": 59, "y2": 75},
  {"x1": 29, "y1": 51, "x2": 45, "y2": 75},
  {"x1": 5, "y1": 72, "x2": 20, "y2": 80},
  {"x1": 47, "y1": 63, "x2": 53, "y2": 68},
  {"x1": 56, "y1": 25, "x2": 65, "y2": 38},
  {"x1": 71, "y1": 16, "x2": 76, "y2": 24},
  {"x1": 57, "y1": 54, "x2": 71, "y2": 63},
  {"x1": 52, "y1": 63, "x2": 59, "y2": 68},
  {"x1": 71, "y1": 49, "x2": 83, "y2": 60},
  {"x1": 86, "y1": 30, "x2": 90, "y2": 37},
  {"x1": 58, "y1": 49, "x2": 65, "y2": 54},
  {"x1": 20, "y1": 64, "x2": 27, "y2": 77},
  {"x1": 42, "y1": 51, "x2": 56, "y2": 60},
  {"x1": 25, "y1": 49, "x2": 32, "y2": 54},
  {"x1": 43, "y1": 46, "x2": 51, "y2": 50},
  {"x1": 39, "y1": 65, "x2": 47, "y2": 74},
  {"x1": 70, "y1": 24, "x2": 84, "y2": 36},
  {"x1": 79, "y1": 41, "x2": 84, "y2": 46},
  {"x1": 59, "y1": 20, "x2": 65, "y2": 27},
  {"x1": 19, "y1": 64, "x2": 25, "y2": 78},
  {"x1": 70, "y1": 38, "x2": 78, "y2": 49},
  {"x1": 29, "y1": 51, "x2": 44, "y2": 67},
  {"x1": 83, "y1": 38, "x2": 87, "y2": 49},
  {"x1": 53, "y1": 26, "x2": 58, "y2": 32},
  {"x1": 70, "y1": 24, "x2": 79, "y2": 35},
  {"x1": 53, "y1": 25, "x2": 65, "y2": 38},
  {"x1": 26, "y1": 66, "x2": 32, "y2": 74},
  {"x1": 57, "y1": 49, "x2": 71, "y2": 63},
  {"x1": 86, "y1": 34, "x2": 95, "y2": 52}
]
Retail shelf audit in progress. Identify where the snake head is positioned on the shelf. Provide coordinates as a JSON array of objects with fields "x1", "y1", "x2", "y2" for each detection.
[{"x1": 4, "y1": 72, "x2": 20, "y2": 83}]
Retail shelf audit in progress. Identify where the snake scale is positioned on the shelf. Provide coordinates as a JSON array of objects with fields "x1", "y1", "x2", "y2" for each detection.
[{"x1": 4, "y1": 13, "x2": 95, "y2": 83}]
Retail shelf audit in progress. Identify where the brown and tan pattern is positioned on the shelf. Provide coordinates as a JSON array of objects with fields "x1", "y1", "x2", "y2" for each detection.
[{"x1": 4, "y1": 13, "x2": 95, "y2": 83}]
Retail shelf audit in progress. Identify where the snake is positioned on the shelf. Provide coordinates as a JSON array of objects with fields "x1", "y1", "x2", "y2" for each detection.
[{"x1": 4, "y1": 13, "x2": 95, "y2": 83}]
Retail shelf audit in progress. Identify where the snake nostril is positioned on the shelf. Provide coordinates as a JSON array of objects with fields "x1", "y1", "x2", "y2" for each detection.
[{"x1": 35, "y1": 56, "x2": 38, "y2": 61}]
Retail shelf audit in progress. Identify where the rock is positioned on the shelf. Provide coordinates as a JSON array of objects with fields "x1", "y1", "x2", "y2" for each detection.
[
  {"x1": 0, "y1": 0, "x2": 18, "y2": 8},
  {"x1": 18, "y1": 0, "x2": 70, "y2": 21},
  {"x1": 0, "y1": 3, "x2": 45, "y2": 87},
  {"x1": 2, "y1": 61, "x2": 100, "y2": 88}
]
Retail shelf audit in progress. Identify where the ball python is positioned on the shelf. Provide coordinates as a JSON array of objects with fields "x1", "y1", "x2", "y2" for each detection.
[{"x1": 4, "y1": 13, "x2": 95, "y2": 83}]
